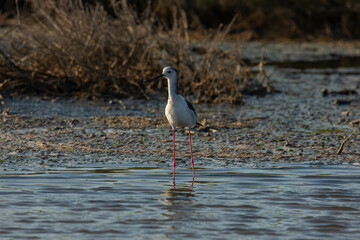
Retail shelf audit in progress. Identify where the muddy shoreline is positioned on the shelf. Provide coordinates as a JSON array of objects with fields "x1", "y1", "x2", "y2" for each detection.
[{"x1": 0, "y1": 95, "x2": 358, "y2": 172}]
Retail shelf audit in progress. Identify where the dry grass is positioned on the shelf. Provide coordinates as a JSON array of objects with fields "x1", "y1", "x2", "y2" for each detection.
[{"x1": 0, "y1": 0, "x2": 271, "y2": 104}]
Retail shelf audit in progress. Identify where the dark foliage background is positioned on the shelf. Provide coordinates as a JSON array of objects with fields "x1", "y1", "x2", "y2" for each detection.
[{"x1": 2, "y1": 0, "x2": 360, "y2": 40}]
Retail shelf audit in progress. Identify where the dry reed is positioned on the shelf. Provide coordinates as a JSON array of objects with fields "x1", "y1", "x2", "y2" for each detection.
[{"x1": 0, "y1": 0, "x2": 272, "y2": 103}]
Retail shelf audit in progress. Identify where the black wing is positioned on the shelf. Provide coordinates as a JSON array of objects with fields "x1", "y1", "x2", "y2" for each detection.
[
  {"x1": 186, "y1": 99, "x2": 203, "y2": 126},
  {"x1": 185, "y1": 99, "x2": 197, "y2": 116}
]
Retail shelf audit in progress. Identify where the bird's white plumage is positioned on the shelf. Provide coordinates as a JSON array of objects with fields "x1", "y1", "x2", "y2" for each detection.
[
  {"x1": 165, "y1": 94, "x2": 196, "y2": 129},
  {"x1": 161, "y1": 66, "x2": 197, "y2": 130}
]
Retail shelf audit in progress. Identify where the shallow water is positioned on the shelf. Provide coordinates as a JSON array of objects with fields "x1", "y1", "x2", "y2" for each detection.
[{"x1": 1, "y1": 164, "x2": 359, "y2": 239}]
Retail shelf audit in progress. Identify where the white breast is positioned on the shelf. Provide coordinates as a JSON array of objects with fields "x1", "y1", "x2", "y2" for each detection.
[{"x1": 165, "y1": 95, "x2": 196, "y2": 129}]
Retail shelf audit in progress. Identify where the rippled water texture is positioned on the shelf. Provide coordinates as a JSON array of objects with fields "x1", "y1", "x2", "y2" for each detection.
[{"x1": 1, "y1": 164, "x2": 359, "y2": 239}]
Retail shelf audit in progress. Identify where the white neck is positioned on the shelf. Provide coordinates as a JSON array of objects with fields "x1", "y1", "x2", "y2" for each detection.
[{"x1": 167, "y1": 76, "x2": 177, "y2": 99}]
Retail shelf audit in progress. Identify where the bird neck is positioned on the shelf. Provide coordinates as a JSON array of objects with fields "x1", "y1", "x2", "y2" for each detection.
[{"x1": 167, "y1": 77, "x2": 177, "y2": 99}]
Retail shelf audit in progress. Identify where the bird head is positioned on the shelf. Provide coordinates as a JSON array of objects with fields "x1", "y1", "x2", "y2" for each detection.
[
  {"x1": 149, "y1": 66, "x2": 178, "y2": 81},
  {"x1": 162, "y1": 66, "x2": 178, "y2": 79}
]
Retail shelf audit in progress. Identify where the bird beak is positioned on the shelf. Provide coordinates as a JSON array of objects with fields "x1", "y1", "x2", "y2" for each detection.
[{"x1": 148, "y1": 74, "x2": 164, "y2": 81}]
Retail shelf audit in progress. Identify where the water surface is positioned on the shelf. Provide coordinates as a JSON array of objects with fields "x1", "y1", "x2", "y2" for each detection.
[{"x1": 1, "y1": 164, "x2": 359, "y2": 239}]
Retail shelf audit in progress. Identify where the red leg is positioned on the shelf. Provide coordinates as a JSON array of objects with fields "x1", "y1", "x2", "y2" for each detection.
[
  {"x1": 188, "y1": 129, "x2": 195, "y2": 180},
  {"x1": 172, "y1": 129, "x2": 176, "y2": 188}
]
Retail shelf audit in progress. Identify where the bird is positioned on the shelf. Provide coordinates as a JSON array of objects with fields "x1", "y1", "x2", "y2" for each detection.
[{"x1": 150, "y1": 66, "x2": 199, "y2": 187}]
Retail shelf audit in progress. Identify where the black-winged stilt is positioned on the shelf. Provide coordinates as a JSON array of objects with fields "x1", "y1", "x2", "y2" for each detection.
[{"x1": 150, "y1": 66, "x2": 198, "y2": 187}]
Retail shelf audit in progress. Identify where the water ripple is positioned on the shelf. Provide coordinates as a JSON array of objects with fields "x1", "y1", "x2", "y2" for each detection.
[{"x1": 0, "y1": 164, "x2": 360, "y2": 239}]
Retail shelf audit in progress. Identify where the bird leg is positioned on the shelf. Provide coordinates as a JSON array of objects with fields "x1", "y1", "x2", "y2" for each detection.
[
  {"x1": 190, "y1": 176, "x2": 195, "y2": 189},
  {"x1": 172, "y1": 129, "x2": 176, "y2": 187},
  {"x1": 188, "y1": 129, "x2": 195, "y2": 180}
]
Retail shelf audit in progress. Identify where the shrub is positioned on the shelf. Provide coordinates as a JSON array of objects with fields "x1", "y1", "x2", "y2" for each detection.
[{"x1": 0, "y1": 0, "x2": 271, "y2": 103}]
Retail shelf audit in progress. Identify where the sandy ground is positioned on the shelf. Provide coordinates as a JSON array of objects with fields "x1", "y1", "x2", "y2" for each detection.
[{"x1": 0, "y1": 93, "x2": 359, "y2": 172}]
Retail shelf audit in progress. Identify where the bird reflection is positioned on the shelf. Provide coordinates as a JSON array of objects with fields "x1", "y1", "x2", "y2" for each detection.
[
  {"x1": 173, "y1": 175, "x2": 195, "y2": 189},
  {"x1": 162, "y1": 184, "x2": 195, "y2": 206}
]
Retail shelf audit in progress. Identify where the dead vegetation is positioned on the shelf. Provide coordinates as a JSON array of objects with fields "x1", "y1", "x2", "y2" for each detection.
[{"x1": 0, "y1": 0, "x2": 272, "y2": 104}]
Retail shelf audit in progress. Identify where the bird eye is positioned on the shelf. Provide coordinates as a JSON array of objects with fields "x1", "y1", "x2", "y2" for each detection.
[{"x1": 167, "y1": 71, "x2": 171, "y2": 74}]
